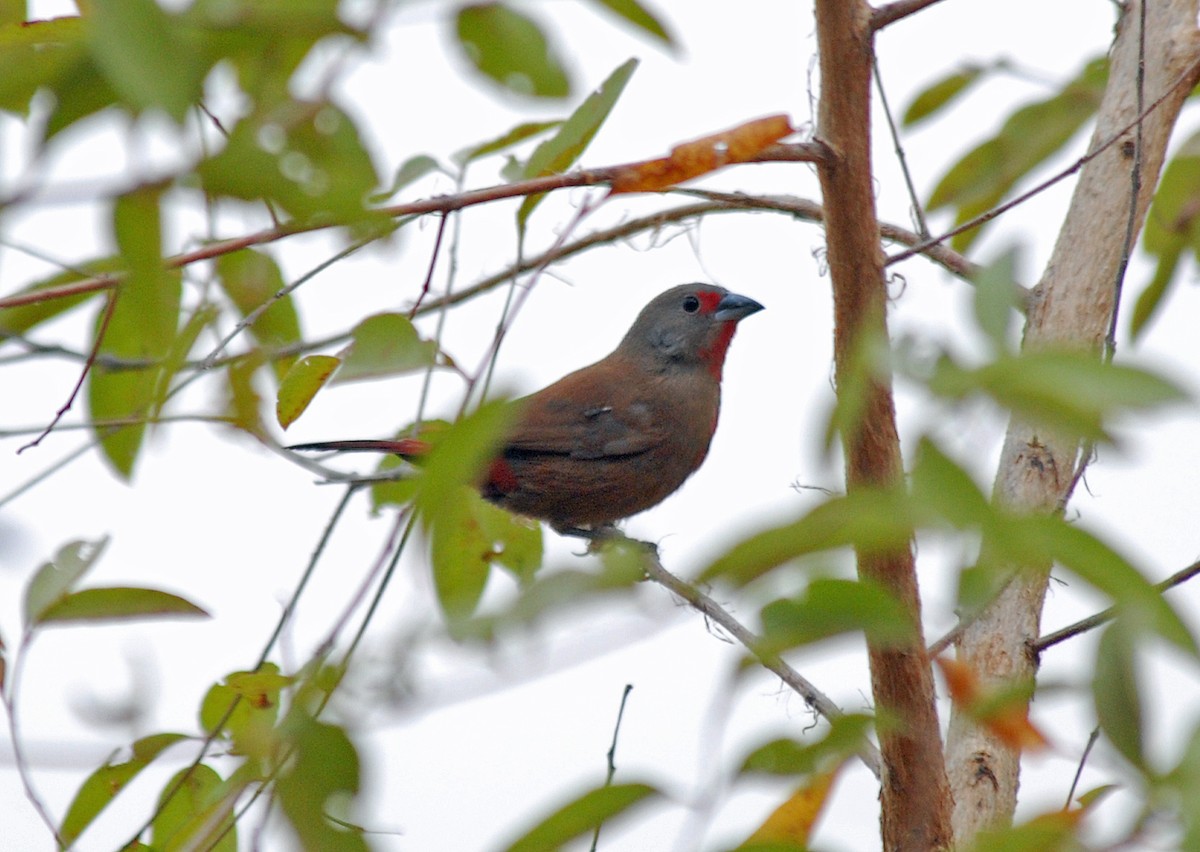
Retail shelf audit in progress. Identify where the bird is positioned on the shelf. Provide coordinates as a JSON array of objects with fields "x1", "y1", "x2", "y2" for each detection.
[{"x1": 290, "y1": 283, "x2": 764, "y2": 538}]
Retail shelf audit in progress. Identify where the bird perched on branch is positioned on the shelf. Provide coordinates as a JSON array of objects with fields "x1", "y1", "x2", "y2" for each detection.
[{"x1": 290, "y1": 283, "x2": 764, "y2": 538}]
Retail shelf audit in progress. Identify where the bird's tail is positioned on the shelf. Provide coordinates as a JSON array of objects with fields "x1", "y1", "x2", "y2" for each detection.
[{"x1": 286, "y1": 438, "x2": 429, "y2": 458}]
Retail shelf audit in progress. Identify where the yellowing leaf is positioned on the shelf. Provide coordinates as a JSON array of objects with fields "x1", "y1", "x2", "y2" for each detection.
[
  {"x1": 609, "y1": 114, "x2": 793, "y2": 194},
  {"x1": 740, "y1": 765, "x2": 842, "y2": 848},
  {"x1": 936, "y1": 657, "x2": 1050, "y2": 754}
]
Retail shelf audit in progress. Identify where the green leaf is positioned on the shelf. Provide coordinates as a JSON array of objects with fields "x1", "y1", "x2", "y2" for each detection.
[
  {"x1": 909, "y1": 438, "x2": 990, "y2": 528},
  {"x1": 928, "y1": 349, "x2": 1186, "y2": 443},
  {"x1": 584, "y1": 0, "x2": 673, "y2": 45},
  {"x1": 370, "y1": 154, "x2": 444, "y2": 202},
  {"x1": 368, "y1": 452, "x2": 420, "y2": 511},
  {"x1": 473, "y1": 495, "x2": 543, "y2": 583},
  {"x1": 970, "y1": 249, "x2": 1025, "y2": 352},
  {"x1": 332, "y1": 313, "x2": 440, "y2": 383},
  {"x1": 200, "y1": 664, "x2": 291, "y2": 757},
  {"x1": 37, "y1": 587, "x2": 209, "y2": 625},
  {"x1": 24, "y1": 537, "x2": 109, "y2": 629},
  {"x1": 928, "y1": 57, "x2": 1107, "y2": 251},
  {"x1": 0, "y1": 16, "x2": 84, "y2": 117},
  {"x1": 199, "y1": 99, "x2": 382, "y2": 226},
  {"x1": 700, "y1": 488, "x2": 916, "y2": 587},
  {"x1": 1132, "y1": 131, "x2": 1200, "y2": 339},
  {"x1": 1166, "y1": 723, "x2": 1200, "y2": 848},
  {"x1": 0, "y1": 0, "x2": 26, "y2": 28},
  {"x1": 429, "y1": 487, "x2": 545, "y2": 624},
  {"x1": 502, "y1": 783, "x2": 658, "y2": 852},
  {"x1": 152, "y1": 303, "x2": 219, "y2": 417},
  {"x1": 152, "y1": 764, "x2": 239, "y2": 852},
  {"x1": 455, "y1": 3, "x2": 570, "y2": 99},
  {"x1": 61, "y1": 732, "x2": 188, "y2": 846},
  {"x1": 1093, "y1": 622, "x2": 1143, "y2": 768},
  {"x1": 902, "y1": 65, "x2": 984, "y2": 126},
  {"x1": 88, "y1": 189, "x2": 182, "y2": 479},
  {"x1": 430, "y1": 486, "x2": 496, "y2": 622},
  {"x1": 183, "y1": 0, "x2": 360, "y2": 109},
  {"x1": 964, "y1": 813, "x2": 1080, "y2": 852},
  {"x1": 276, "y1": 354, "x2": 340, "y2": 429},
  {"x1": 216, "y1": 249, "x2": 302, "y2": 381},
  {"x1": 517, "y1": 57, "x2": 638, "y2": 229},
  {"x1": 738, "y1": 715, "x2": 874, "y2": 777},
  {"x1": 412, "y1": 398, "x2": 520, "y2": 523},
  {"x1": 759, "y1": 578, "x2": 915, "y2": 651},
  {"x1": 277, "y1": 713, "x2": 367, "y2": 852},
  {"x1": 409, "y1": 401, "x2": 522, "y2": 622},
  {"x1": 85, "y1": 0, "x2": 206, "y2": 122},
  {"x1": 453, "y1": 120, "x2": 562, "y2": 167},
  {"x1": 225, "y1": 351, "x2": 267, "y2": 436}
]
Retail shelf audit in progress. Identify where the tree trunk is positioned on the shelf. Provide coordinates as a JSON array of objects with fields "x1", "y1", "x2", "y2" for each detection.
[
  {"x1": 945, "y1": 0, "x2": 1200, "y2": 842},
  {"x1": 813, "y1": 1, "x2": 954, "y2": 848}
]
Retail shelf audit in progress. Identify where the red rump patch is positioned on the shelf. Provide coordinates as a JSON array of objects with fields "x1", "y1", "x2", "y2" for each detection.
[
  {"x1": 486, "y1": 457, "x2": 520, "y2": 495},
  {"x1": 696, "y1": 290, "x2": 723, "y2": 313}
]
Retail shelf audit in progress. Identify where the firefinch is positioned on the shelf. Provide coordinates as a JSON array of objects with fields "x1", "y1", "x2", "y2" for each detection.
[{"x1": 290, "y1": 284, "x2": 763, "y2": 537}]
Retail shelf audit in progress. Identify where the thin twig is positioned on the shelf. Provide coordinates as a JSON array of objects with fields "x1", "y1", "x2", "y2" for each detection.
[
  {"x1": 198, "y1": 229, "x2": 385, "y2": 371},
  {"x1": 408, "y1": 212, "x2": 450, "y2": 319},
  {"x1": 638, "y1": 544, "x2": 883, "y2": 779},
  {"x1": 3, "y1": 636, "x2": 67, "y2": 847},
  {"x1": 1107, "y1": 0, "x2": 1147, "y2": 360},
  {"x1": 590, "y1": 684, "x2": 634, "y2": 852},
  {"x1": 129, "y1": 485, "x2": 361, "y2": 848},
  {"x1": 872, "y1": 54, "x2": 930, "y2": 237},
  {"x1": 1065, "y1": 727, "x2": 1100, "y2": 808},
  {"x1": 1033, "y1": 559, "x2": 1200, "y2": 653},
  {"x1": 18, "y1": 289, "x2": 118, "y2": 453}
]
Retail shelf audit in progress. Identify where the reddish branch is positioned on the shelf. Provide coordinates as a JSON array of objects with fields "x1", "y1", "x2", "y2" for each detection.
[
  {"x1": 0, "y1": 142, "x2": 828, "y2": 312},
  {"x1": 813, "y1": 1, "x2": 953, "y2": 849}
]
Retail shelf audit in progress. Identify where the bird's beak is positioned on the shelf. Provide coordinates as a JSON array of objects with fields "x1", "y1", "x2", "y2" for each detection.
[{"x1": 713, "y1": 292, "x2": 765, "y2": 322}]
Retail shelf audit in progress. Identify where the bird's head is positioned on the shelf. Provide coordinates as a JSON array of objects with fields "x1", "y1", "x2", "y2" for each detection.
[{"x1": 619, "y1": 283, "x2": 764, "y2": 379}]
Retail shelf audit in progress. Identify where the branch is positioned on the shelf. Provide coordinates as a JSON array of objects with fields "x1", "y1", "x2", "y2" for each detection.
[
  {"x1": 0, "y1": 141, "x2": 827, "y2": 312},
  {"x1": 814, "y1": 0, "x2": 953, "y2": 846},
  {"x1": 1033, "y1": 559, "x2": 1200, "y2": 653},
  {"x1": 870, "y1": 0, "x2": 952, "y2": 30},
  {"x1": 944, "y1": 1, "x2": 1200, "y2": 841},
  {"x1": 18, "y1": 289, "x2": 118, "y2": 453},
  {"x1": 639, "y1": 545, "x2": 883, "y2": 780}
]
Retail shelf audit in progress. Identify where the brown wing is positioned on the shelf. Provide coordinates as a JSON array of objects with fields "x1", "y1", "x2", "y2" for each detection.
[{"x1": 503, "y1": 354, "x2": 669, "y2": 460}]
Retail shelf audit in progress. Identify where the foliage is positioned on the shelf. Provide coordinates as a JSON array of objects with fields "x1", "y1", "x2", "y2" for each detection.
[{"x1": 1, "y1": 1, "x2": 1199, "y2": 850}]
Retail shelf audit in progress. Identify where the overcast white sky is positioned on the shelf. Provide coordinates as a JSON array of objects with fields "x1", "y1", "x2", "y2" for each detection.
[{"x1": 4, "y1": 1, "x2": 1200, "y2": 850}]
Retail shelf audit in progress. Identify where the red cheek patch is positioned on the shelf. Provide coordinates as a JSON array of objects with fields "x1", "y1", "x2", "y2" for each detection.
[{"x1": 696, "y1": 290, "x2": 722, "y2": 313}]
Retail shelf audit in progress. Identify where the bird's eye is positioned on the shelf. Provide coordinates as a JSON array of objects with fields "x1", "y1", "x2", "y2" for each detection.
[{"x1": 682, "y1": 295, "x2": 701, "y2": 313}]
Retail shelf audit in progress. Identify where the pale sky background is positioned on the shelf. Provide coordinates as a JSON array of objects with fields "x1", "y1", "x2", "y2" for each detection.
[{"x1": 3, "y1": 1, "x2": 1200, "y2": 850}]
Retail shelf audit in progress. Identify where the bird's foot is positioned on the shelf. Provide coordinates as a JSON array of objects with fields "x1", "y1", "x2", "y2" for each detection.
[
  {"x1": 553, "y1": 523, "x2": 622, "y2": 553},
  {"x1": 552, "y1": 523, "x2": 659, "y2": 561}
]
